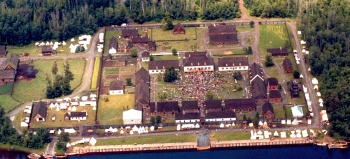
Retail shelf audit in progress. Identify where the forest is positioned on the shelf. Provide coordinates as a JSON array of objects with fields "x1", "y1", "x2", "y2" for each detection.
[
  {"x1": 0, "y1": 0, "x2": 240, "y2": 46},
  {"x1": 243, "y1": 0, "x2": 298, "y2": 18},
  {"x1": 299, "y1": 0, "x2": 350, "y2": 139}
]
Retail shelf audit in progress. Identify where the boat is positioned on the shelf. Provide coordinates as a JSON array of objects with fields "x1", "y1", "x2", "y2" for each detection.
[{"x1": 328, "y1": 142, "x2": 348, "y2": 149}]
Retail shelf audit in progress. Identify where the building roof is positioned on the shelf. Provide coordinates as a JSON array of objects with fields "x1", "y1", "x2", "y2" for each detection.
[
  {"x1": 0, "y1": 45, "x2": 7, "y2": 55},
  {"x1": 149, "y1": 60, "x2": 179, "y2": 70},
  {"x1": 141, "y1": 51, "x2": 150, "y2": 57},
  {"x1": 208, "y1": 25, "x2": 237, "y2": 35},
  {"x1": 123, "y1": 109, "x2": 142, "y2": 120},
  {"x1": 31, "y1": 101, "x2": 47, "y2": 119},
  {"x1": 70, "y1": 112, "x2": 87, "y2": 118},
  {"x1": 184, "y1": 51, "x2": 207, "y2": 58},
  {"x1": 109, "y1": 36, "x2": 118, "y2": 49},
  {"x1": 218, "y1": 57, "x2": 249, "y2": 67},
  {"x1": 148, "y1": 41, "x2": 157, "y2": 50},
  {"x1": 2, "y1": 53, "x2": 19, "y2": 70},
  {"x1": 267, "y1": 78, "x2": 278, "y2": 86},
  {"x1": 267, "y1": 48, "x2": 288, "y2": 55},
  {"x1": 131, "y1": 37, "x2": 150, "y2": 43},
  {"x1": 173, "y1": 23, "x2": 185, "y2": 31},
  {"x1": 182, "y1": 101, "x2": 199, "y2": 110},
  {"x1": 208, "y1": 25, "x2": 238, "y2": 44},
  {"x1": 41, "y1": 46, "x2": 53, "y2": 53},
  {"x1": 269, "y1": 90, "x2": 281, "y2": 98},
  {"x1": 135, "y1": 67, "x2": 149, "y2": 85},
  {"x1": 209, "y1": 34, "x2": 238, "y2": 44},
  {"x1": 249, "y1": 62, "x2": 264, "y2": 80},
  {"x1": 251, "y1": 78, "x2": 267, "y2": 99},
  {"x1": 283, "y1": 58, "x2": 293, "y2": 69},
  {"x1": 262, "y1": 102, "x2": 274, "y2": 114},
  {"x1": 206, "y1": 111, "x2": 236, "y2": 119},
  {"x1": 122, "y1": 29, "x2": 139, "y2": 37},
  {"x1": 224, "y1": 98, "x2": 256, "y2": 110},
  {"x1": 184, "y1": 52, "x2": 213, "y2": 67},
  {"x1": 204, "y1": 100, "x2": 222, "y2": 109},
  {"x1": 0, "y1": 70, "x2": 15, "y2": 79},
  {"x1": 110, "y1": 80, "x2": 123, "y2": 90},
  {"x1": 150, "y1": 101, "x2": 179, "y2": 113},
  {"x1": 175, "y1": 112, "x2": 200, "y2": 120},
  {"x1": 135, "y1": 80, "x2": 149, "y2": 110}
]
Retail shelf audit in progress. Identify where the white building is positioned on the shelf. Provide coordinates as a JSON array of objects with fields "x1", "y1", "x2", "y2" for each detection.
[
  {"x1": 205, "y1": 111, "x2": 236, "y2": 122},
  {"x1": 148, "y1": 60, "x2": 179, "y2": 74},
  {"x1": 67, "y1": 112, "x2": 87, "y2": 121},
  {"x1": 141, "y1": 51, "x2": 150, "y2": 62},
  {"x1": 109, "y1": 80, "x2": 124, "y2": 95},
  {"x1": 218, "y1": 57, "x2": 249, "y2": 71},
  {"x1": 175, "y1": 113, "x2": 200, "y2": 123},
  {"x1": 183, "y1": 51, "x2": 214, "y2": 73},
  {"x1": 123, "y1": 109, "x2": 142, "y2": 125}
]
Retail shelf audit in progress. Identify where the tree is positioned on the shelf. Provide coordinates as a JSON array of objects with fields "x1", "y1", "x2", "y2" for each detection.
[
  {"x1": 247, "y1": 46, "x2": 253, "y2": 54},
  {"x1": 150, "y1": 55, "x2": 154, "y2": 61},
  {"x1": 130, "y1": 48, "x2": 138, "y2": 58},
  {"x1": 52, "y1": 61, "x2": 58, "y2": 75},
  {"x1": 293, "y1": 70, "x2": 300, "y2": 79},
  {"x1": 75, "y1": 46, "x2": 81, "y2": 53},
  {"x1": 205, "y1": 91, "x2": 214, "y2": 100},
  {"x1": 150, "y1": 116, "x2": 156, "y2": 126},
  {"x1": 163, "y1": 66, "x2": 178, "y2": 82},
  {"x1": 265, "y1": 55, "x2": 274, "y2": 67},
  {"x1": 58, "y1": 132, "x2": 70, "y2": 143},
  {"x1": 172, "y1": 48, "x2": 177, "y2": 56},
  {"x1": 80, "y1": 46, "x2": 85, "y2": 52},
  {"x1": 62, "y1": 78, "x2": 72, "y2": 95},
  {"x1": 64, "y1": 62, "x2": 74, "y2": 81},
  {"x1": 243, "y1": 114, "x2": 247, "y2": 121},
  {"x1": 250, "y1": 21, "x2": 255, "y2": 28},
  {"x1": 46, "y1": 79, "x2": 55, "y2": 99},
  {"x1": 233, "y1": 71, "x2": 243, "y2": 80},
  {"x1": 254, "y1": 112, "x2": 260, "y2": 127},
  {"x1": 156, "y1": 115, "x2": 162, "y2": 124},
  {"x1": 126, "y1": 78, "x2": 132, "y2": 86},
  {"x1": 53, "y1": 75, "x2": 63, "y2": 97}
]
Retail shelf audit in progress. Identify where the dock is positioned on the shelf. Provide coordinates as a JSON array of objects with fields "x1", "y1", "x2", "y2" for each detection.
[{"x1": 211, "y1": 139, "x2": 313, "y2": 148}]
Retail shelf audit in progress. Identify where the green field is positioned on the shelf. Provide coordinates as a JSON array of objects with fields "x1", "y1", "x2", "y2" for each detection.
[
  {"x1": 0, "y1": 95, "x2": 20, "y2": 112},
  {"x1": 104, "y1": 67, "x2": 119, "y2": 74},
  {"x1": 273, "y1": 105, "x2": 286, "y2": 118},
  {"x1": 95, "y1": 134, "x2": 196, "y2": 146},
  {"x1": 91, "y1": 57, "x2": 101, "y2": 89},
  {"x1": 259, "y1": 24, "x2": 292, "y2": 57},
  {"x1": 97, "y1": 94, "x2": 135, "y2": 125},
  {"x1": 211, "y1": 131, "x2": 251, "y2": 141},
  {"x1": 0, "y1": 83, "x2": 13, "y2": 94},
  {"x1": 12, "y1": 59, "x2": 85, "y2": 102},
  {"x1": 151, "y1": 28, "x2": 197, "y2": 41},
  {"x1": 153, "y1": 55, "x2": 179, "y2": 61},
  {"x1": 30, "y1": 106, "x2": 95, "y2": 128},
  {"x1": 236, "y1": 25, "x2": 254, "y2": 32},
  {"x1": 118, "y1": 65, "x2": 135, "y2": 74}
]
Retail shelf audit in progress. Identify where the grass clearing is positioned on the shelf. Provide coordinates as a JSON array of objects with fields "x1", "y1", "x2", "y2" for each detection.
[
  {"x1": 0, "y1": 95, "x2": 20, "y2": 112},
  {"x1": 0, "y1": 83, "x2": 13, "y2": 94},
  {"x1": 236, "y1": 25, "x2": 253, "y2": 32},
  {"x1": 91, "y1": 57, "x2": 101, "y2": 89},
  {"x1": 284, "y1": 106, "x2": 293, "y2": 118},
  {"x1": 151, "y1": 28, "x2": 197, "y2": 41},
  {"x1": 95, "y1": 134, "x2": 196, "y2": 146},
  {"x1": 30, "y1": 106, "x2": 95, "y2": 128},
  {"x1": 259, "y1": 24, "x2": 292, "y2": 58},
  {"x1": 12, "y1": 59, "x2": 85, "y2": 102},
  {"x1": 211, "y1": 131, "x2": 250, "y2": 141},
  {"x1": 119, "y1": 65, "x2": 135, "y2": 74},
  {"x1": 273, "y1": 105, "x2": 286, "y2": 118},
  {"x1": 97, "y1": 94, "x2": 135, "y2": 125},
  {"x1": 153, "y1": 55, "x2": 179, "y2": 61},
  {"x1": 265, "y1": 66, "x2": 282, "y2": 82},
  {"x1": 104, "y1": 67, "x2": 119, "y2": 74}
]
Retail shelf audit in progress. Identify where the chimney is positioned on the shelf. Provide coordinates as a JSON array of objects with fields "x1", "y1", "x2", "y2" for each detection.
[
  {"x1": 191, "y1": 63, "x2": 193, "y2": 66},
  {"x1": 198, "y1": 62, "x2": 200, "y2": 66},
  {"x1": 280, "y1": 47, "x2": 282, "y2": 50},
  {"x1": 226, "y1": 63, "x2": 228, "y2": 67},
  {"x1": 204, "y1": 62, "x2": 206, "y2": 65}
]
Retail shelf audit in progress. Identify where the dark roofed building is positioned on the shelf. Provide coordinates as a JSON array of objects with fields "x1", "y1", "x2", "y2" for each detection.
[
  {"x1": 148, "y1": 41, "x2": 157, "y2": 51},
  {"x1": 69, "y1": 112, "x2": 88, "y2": 120},
  {"x1": 184, "y1": 51, "x2": 207, "y2": 58},
  {"x1": 224, "y1": 98, "x2": 256, "y2": 112},
  {"x1": 267, "y1": 48, "x2": 288, "y2": 56},
  {"x1": 266, "y1": 78, "x2": 279, "y2": 90},
  {"x1": 41, "y1": 46, "x2": 55, "y2": 56},
  {"x1": 122, "y1": 29, "x2": 139, "y2": 38},
  {"x1": 204, "y1": 100, "x2": 222, "y2": 112},
  {"x1": 269, "y1": 90, "x2": 281, "y2": 103},
  {"x1": 0, "y1": 45, "x2": 7, "y2": 57},
  {"x1": 131, "y1": 37, "x2": 151, "y2": 45},
  {"x1": 182, "y1": 101, "x2": 199, "y2": 113},
  {"x1": 135, "y1": 67, "x2": 149, "y2": 85},
  {"x1": 290, "y1": 80, "x2": 300, "y2": 98},
  {"x1": 0, "y1": 54, "x2": 19, "y2": 85},
  {"x1": 135, "y1": 81, "x2": 150, "y2": 110},
  {"x1": 173, "y1": 23, "x2": 185, "y2": 34},
  {"x1": 283, "y1": 58, "x2": 293, "y2": 73},
  {"x1": 149, "y1": 60, "x2": 179, "y2": 74},
  {"x1": 117, "y1": 56, "x2": 126, "y2": 66},
  {"x1": 183, "y1": 52, "x2": 214, "y2": 72},
  {"x1": 0, "y1": 70, "x2": 15, "y2": 85},
  {"x1": 175, "y1": 113, "x2": 200, "y2": 123},
  {"x1": 251, "y1": 78, "x2": 267, "y2": 102},
  {"x1": 218, "y1": 57, "x2": 249, "y2": 71},
  {"x1": 249, "y1": 62, "x2": 264, "y2": 83},
  {"x1": 150, "y1": 101, "x2": 179, "y2": 115},
  {"x1": 262, "y1": 102, "x2": 274, "y2": 119},
  {"x1": 205, "y1": 111, "x2": 236, "y2": 122},
  {"x1": 109, "y1": 36, "x2": 118, "y2": 54},
  {"x1": 31, "y1": 101, "x2": 47, "y2": 122},
  {"x1": 109, "y1": 80, "x2": 124, "y2": 95},
  {"x1": 208, "y1": 25, "x2": 238, "y2": 45}
]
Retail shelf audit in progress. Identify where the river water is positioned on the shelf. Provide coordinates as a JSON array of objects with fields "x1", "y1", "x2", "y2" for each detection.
[{"x1": 2, "y1": 145, "x2": 350, "y2": 159}]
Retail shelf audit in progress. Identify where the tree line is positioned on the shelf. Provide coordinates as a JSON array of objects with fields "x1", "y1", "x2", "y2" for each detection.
[
  {"x1": 244, "y1": 0, "x2": 298, "y2": 18},
  {"x1": 299, "y1": 0, "x2": 350, "y2": 139}
]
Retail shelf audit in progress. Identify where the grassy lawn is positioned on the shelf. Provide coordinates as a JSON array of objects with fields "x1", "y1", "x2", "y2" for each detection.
[
  {"x1": 97, "y1": 94, "x2": 135, "y2": 125},
  {"x1": 0, "y1": 95, "x2": 20, "y2": 112},
  {"x1": 236, "y1": 25, "x2": 253, "y2": 32},
  {"x1": 273, "y1": 105, "x2": 286, "y2": 118},
  {"x1": 0, "y1": 83, "x2": 13, "y2": 94},
  {"x1": 284, "y1": 106, "x2": 293, "y2": 118},
  {"x1": 141, "y1": 62, "x2": 149, "y2": 70},
  {"x1": 259, "y1": 24, "x2": 292, "y2": 58},
  {"x1": 91, "y1": 57, "x2": 101, "y2": 89},
  {"x1": 265, "y1": 66, "x2": 282, "y2": 82},
  {"x1": 95, "y1": 134, "x2": 196, "y2": 146},
  {"x1": 0, "y1": 144, "x2": 45, "y2": 155},
  {"x1": 211, "y1": 48, "x2": 246, "y2": 56},
  {"x1": 211, "y1": 131, "x2": 250, "y2": 141},
  {"x1": 30, "y1": 105, "x2": 95, "y2": 128},
  {"x1": 119, "y1": 65, "x2": 135, "y2": 74},
  {"x1": 286, "y1": 91, "x2": 306, "y2": 105},
  {"x1": 7, "y1": 36, "x2": 88, "y2": 57},
  {"x1": 12, "y1": 59, "x2": 85, "y2": 102},
  {"x1": 104, "y1": 67, "x2": 119, "y2": 74},
  {"x1": 151, "y1": 28, "x2": 197, "y2": 41},
  {"x1": 153, "y1": 55, "x2": 179, "y2": 61}
]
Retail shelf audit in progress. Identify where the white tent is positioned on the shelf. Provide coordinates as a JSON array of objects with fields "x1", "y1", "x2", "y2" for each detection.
[
  {"x1": 281, "y1": 120, "x2": 286, "y2": 124},
  {"x1": 308, "y1": 119, "x2": 312, "y2": 125},
  {"x1": 232, "y1": 122, "x2": 235, "y2": 127},
  {"x1": 314, "y1": 85, "x2": 318, "y2": 90},
  {"x1": 89, "y1": 137, "x2": 96, "y2": 146},
  {"x1": 258, "y1": 121, "x2": 263, "y2": 126},
  {"x1": 177, "y1": 124, "x2": 181, "y2": 131},
  {"x1": 72, "y1": 106, "x2": 77, "y2": 111},
  {"x1": 322, "y1": 113, "x2": 328, "y2": 121},
  {"x1": 292, "y1": 119, "x2": 299, "y2": 125},
  {"x1": 281, "y1": 132, "x2": 287, "y2": 138},
  {"x1": 150, "y1": 126, "x2": 154, "y2": 131},
  {"x1": 49, "y1": 41, "x2": 53, "y2": 46},
  {"x1": 300, "y1": 40, "x2": 306, "y2": 45},
  {"x1": 69, "y1": 44, "x2": 74, "y2": 49},
  {"x1": 290, "y1": 131, "x2": 296, "y2": 138},
  {"x1": 319, "y1": 98, "x2": 323, "y2": 103},
  {"x1": 312, "y1": 78, "x2": 319, "y2": 85},
  {"x1": 320, "y1": 103, "x2": 323, "y2": 107},
  {"x1": 274, "y1": 131, "x2": 279, "y2": 137},
  {"x1": 132, "y1": 125, "x2": 139, "y2": 132},
  {"x1": 299, "y1": 74, "x2": 303, "y2": 78},
  {"x1": 71, "y1": 38, "x2": 75, "y2": 42},
  {"x1": 302, "y1": 130, "x2": 308, "y2": 137},
  {"x1": 98, "y1": 48, "x2": 103, "y2": 53},
  {"x1": 105, "y1": 127, "x2": 117, "y2": 133},
  {"x1": 250, "y1": 130, "x2": 256, "y2": 140},
  {"x1": 195, "y1": 123, "x2": 200, "y2": 128},
  {"x1": 297, "y1": 31, "x2": 301, "y2": 35},
  {"x1": 120, "y1": 130, "x2": 124, "y2": 134},
  {"x1": 64, "y1": 97, "x2": 71, "y2": 101},
  {"x1": 50, "y1": 103, "x2": 55, "y2": 109},
  {"x1": 264, "y1": 131, "x2": 270, "y2": 139},
  {"x1": 66, "y1": 143, "x2": 71, "y2": 148},
  {"x1": 287, "y1": 119, "x2": 291, "y2": 125},
  {"x1": 317, "y1": 92, "x2": 321, "y2": 97},
  {"x1": 291, "y1": 106, "x2": 304, "y2": 118},
  {"x1": 20, "y1": 122, "x2": 28, "y2": 127},
  {"x1": 68, "y1": 107, "x2": 72, "y2": 111},
  {"x1": 46, "y1": 41, "x2": 50, "y2": 46},
  {"x1": 64, "y1": 128, "x2": 76, "y2": 134},
  {"x1": 63, "y1": 41, "x2": 66, "y2": 46},
  {"x1": 219, "y1": 123, "x2": 224, "y2": 128},
  {"x1": 130, "y1": 130, "x2": 134, "y2": 135},
  {"x1": 58, "y1": 129, "x2": 62, "y2": 134},
  {"x1": 257, "y1": 130, "x2": 263, "y2": 135}
]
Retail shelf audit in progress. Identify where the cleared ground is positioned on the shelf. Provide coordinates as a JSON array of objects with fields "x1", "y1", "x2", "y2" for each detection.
[
  {"x1": 210, "y1": 131, "x2": 251, "y2": 141},
  {"x1": 259, "y1": 24, "x2": 292, "y2": 57},
  {"x1": 0, "y1": 95, "x2": 20, "y2": 112},
  {"x1": 95, "y1": 134, "x2": 196, "y2": 145}
]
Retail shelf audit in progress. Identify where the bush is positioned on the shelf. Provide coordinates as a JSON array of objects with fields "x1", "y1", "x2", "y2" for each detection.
[
  {"x1": 293, "y1": 70, "x2": 300, "y2": 79},
  {"x1": 265, "y1": 55, "x2": 274, "y2": 67}
]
